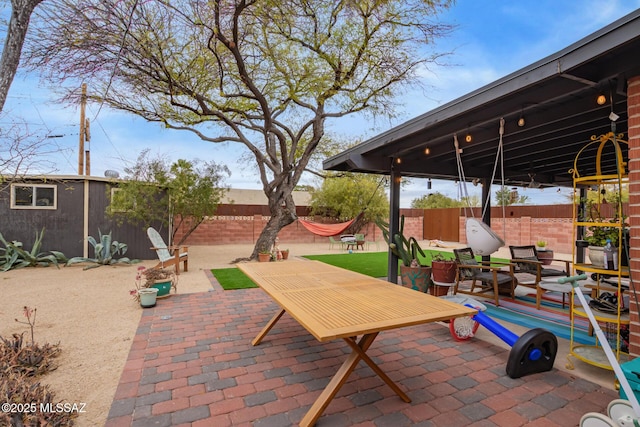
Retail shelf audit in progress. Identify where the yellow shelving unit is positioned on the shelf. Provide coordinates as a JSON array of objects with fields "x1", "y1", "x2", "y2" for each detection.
[{"x1": 567, "y1": 131, "x2": 630, "y2": 371}]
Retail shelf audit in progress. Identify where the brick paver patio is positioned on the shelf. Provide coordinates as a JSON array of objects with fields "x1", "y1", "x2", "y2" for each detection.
[{"x1": 105, "y1": 270, "x2": 617, "y2": 427}]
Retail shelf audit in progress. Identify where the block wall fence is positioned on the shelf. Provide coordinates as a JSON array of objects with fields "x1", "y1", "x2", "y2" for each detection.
[{"x1": 175, "y1": 211, "x2": 574, "y2": 254}]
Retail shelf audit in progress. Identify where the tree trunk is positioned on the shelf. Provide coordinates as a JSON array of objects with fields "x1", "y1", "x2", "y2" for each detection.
[
  {"x1": 251, "y1": 190, "x2": 296, "y2": 260},
  {"x1": 0, "y1": 0, "x2": 43, "y2": 113}
]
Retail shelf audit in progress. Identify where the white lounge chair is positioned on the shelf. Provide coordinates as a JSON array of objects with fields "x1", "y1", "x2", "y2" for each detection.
[{"x1": 147, "y1": 227, "x2": 188, "y2": 275}]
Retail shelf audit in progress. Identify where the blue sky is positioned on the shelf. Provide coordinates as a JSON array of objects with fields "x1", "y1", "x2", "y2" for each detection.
[{"x1": 2, "y1": 1, "x2": 640, "y2": 207}]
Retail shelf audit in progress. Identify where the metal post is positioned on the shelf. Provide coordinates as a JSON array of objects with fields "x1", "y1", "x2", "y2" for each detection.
[{"x1": 387, "y1": 162, "x2": 401, "y2": 283}]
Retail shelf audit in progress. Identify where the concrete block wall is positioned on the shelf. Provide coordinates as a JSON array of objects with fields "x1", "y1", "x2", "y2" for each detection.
[
  {"x1": 458, "y1": 217, "x2": 574, "y2": 254},
  {"x1": 175, "y1": 215, "x2": 400, "y2": 246},
  {"x1": 177, "y1": 213, "x2": 575, "y2": 253}
]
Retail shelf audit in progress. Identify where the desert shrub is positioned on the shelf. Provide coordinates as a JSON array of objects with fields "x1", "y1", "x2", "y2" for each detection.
[
  {"x1": 66, "y1": 229, "x2": 138, "y2": 269},
  {"x1": 0, "y1": 228, "x2": 67, "y2": 271},
  {"x1": 0, "y1": 306, "x2": 75, "y2": 426}
]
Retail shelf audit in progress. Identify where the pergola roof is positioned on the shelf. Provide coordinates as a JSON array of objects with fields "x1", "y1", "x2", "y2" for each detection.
[{"x1": 324, "y1": 10, "x2": 640, "y2": 189}]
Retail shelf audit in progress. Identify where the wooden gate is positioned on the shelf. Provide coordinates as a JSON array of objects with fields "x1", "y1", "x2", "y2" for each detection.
[{"x1": 422, "y1": 208, "x2": 460, "y2": 242}]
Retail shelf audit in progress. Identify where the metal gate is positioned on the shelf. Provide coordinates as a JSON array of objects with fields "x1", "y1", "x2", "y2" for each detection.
[{"x1": 422, "y1": 208, "x2": 460, "y2": 242}]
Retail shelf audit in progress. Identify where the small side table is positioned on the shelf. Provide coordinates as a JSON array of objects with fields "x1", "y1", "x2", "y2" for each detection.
[
  {"x1": 538, "y1": 278, "x2": 590, "y2": 309},
  {"x1": 432, "y1": 281, "x2": 455, "y2": 296},
  {"x1": 346, "y1": 240, "x2": 364, "y2": 251}
]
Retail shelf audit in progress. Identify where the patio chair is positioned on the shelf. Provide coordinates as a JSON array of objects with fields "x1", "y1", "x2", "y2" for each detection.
[
  {"x1": 328, "y1": 236, "x2": 348, "y2": 250},
  {"x1": 147, "y1": 227, "x2": 189, "y2": 275},
  {"x1": 453, "y1": 247, "x2": 517, "y2": 306},
  {"x1": 509, "y1": 245, "x2": 571, "y2": 309}
]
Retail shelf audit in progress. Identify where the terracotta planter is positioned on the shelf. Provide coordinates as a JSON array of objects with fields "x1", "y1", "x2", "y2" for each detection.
[
  {"x1": 431, "y1": 260, "x2": 457, "y2": 283},
  {"x1": 399, "y1": 265, "x2": 431, "y2": 292},
  {"x1": 258, "y1": 253, "x2": 271, "y2": 262},
  {"x1": 282, "y1": 250, "x2": 289, "y2": 260},
  {"x1": 537, "y1": 250, "x2": 553, "y2": 265},
  {"x1": 429, "y1": 283, "x2": 450, "y2": 297}
]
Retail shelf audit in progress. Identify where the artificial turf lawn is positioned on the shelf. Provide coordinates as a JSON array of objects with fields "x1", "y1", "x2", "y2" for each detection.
[
  {"x1": 211, "y1": 250, "x2": 507, "y2": 290},
  {"x1": 303, "y1": 252, "x2": 389, "y2": 277},
  {"x1": 211, "y1": 267, "x2": 258, "y2": 290}
]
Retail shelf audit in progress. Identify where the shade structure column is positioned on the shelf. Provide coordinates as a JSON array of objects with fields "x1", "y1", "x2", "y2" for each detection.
[
  {"x1": 627, "y1": 75, "x2": 640, "y2": 356},
  {"x1": 387, "y1": 160, "x2": 401, "y2": 283}
]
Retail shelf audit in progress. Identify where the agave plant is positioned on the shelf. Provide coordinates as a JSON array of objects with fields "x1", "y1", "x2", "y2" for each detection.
[
  {"x1": 66, "y1": 230, "x2": 137, "y2": 269},
  {"x1": 375, "y1": 215, "x2": 426, "y2": 267},
  {"x1": 0, "y1": 229, "x2": 67, "y2": 271}
]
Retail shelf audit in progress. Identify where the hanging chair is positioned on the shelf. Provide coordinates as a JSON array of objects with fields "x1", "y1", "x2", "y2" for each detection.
[
  {"x1": 455, "y1": 120, "x2": 507, "y2": 256},
  {"x1": 465, "y1": 218, "x2": 505, "y2": 256}
]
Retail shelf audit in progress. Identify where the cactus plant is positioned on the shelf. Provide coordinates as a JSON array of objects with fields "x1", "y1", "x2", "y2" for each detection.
[{"x1": 375, "y1": 215, "x2": 426, "y2": 267}]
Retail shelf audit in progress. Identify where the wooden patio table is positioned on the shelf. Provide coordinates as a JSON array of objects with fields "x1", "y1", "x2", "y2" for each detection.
[{"x1": 237, "y1": 260, "x2": 477, "y2": 427}]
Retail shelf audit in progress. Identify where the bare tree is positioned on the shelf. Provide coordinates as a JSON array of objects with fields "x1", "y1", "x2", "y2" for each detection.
[
  {"x1": 0, "y1": 0, "x2": 44, "y2": 113},
  {"x1": 0, "y1": 113, "x2": 64, "y2": 194},
  {"x1": 24, "y1": 0, "x2": 454, "y2": 258}
]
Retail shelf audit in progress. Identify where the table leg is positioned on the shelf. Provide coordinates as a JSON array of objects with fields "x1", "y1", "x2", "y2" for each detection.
[
  {"x1": 299, "y1": 332, "x2": 410, "y2": 427},
  {"x1": 343, "y1": 336, "x2": 411, "y2": 403},
  {"x1": 252, "y1": 308, "x2": 285, "y2": 346}
]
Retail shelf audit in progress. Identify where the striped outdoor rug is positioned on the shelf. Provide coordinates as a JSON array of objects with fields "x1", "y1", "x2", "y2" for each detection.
[{"x1": 477, "y1": 291, "x2": 596, "y2": 345}]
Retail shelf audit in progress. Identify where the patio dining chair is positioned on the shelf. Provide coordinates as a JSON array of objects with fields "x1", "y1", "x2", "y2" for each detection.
[
  {"x1": 453, "y1": 247, "x2": 517, "y2": 306},
  {"x1": 509, "y1": 245, "x2": 571, "y2": 309},
  {"x1": 147, "y1": 227, "x2": 189, "y2": 275},
  {"x1": 328, "y1": 236, "x2": 348, "y2": 250}
]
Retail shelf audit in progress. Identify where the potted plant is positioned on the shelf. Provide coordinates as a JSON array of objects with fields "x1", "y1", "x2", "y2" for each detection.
[
  {"x1": 130, "y1": 266, "x2": 176, "y2": 305},
  {"x1": 142, "y1": 267, "x2": 176, "y2": 297},
  {"x1": 376, "y1": 216, "x2": 431, "y2": 293},
  {"x1": 430, "y1": 252, "x2": 456, "y2": 295},
  {"x1": 535, "y1": 240, "x2": 553, "y2": 265},
  {"x1": 138, "y1": 288, "x2": 159, "y2": 308},
  {"x1": 281, "y1": 249, "x2": 289, "y2": 260},
  {"x1": 258, "y1": 247, "x2": 272, "y2": 262},
  {"x1": 582, "y1": 200, "x2": 626, "y2": 268}
]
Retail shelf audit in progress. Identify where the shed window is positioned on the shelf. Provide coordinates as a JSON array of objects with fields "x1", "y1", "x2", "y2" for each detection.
[{"x1": 11, "y1": 184, "x2": 57, "y2": 209}]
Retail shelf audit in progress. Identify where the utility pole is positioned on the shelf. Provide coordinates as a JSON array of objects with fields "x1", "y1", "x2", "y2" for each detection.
[
  {"x1": 78, "y1": 83, "x2": 90, "y2": 175},
  {"x1": 85, "y1": 117, "x2": 91, "y2": 175},
  {"x1": 78, "y1": 83, "x2": 86, "y2": 175}
]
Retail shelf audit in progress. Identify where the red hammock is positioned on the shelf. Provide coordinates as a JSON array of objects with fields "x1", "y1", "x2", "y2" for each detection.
[{"x1": 298, "y1": 217, "x2": 357, "y2": 237}]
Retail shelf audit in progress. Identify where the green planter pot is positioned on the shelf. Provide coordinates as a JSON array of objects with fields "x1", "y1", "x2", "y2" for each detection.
[
  {"x1": 151, "y1": 280, "x2": 172, "y2": 298},
  {"x1": 399, "y1": 265, "x2": 432, "y2": 292}
]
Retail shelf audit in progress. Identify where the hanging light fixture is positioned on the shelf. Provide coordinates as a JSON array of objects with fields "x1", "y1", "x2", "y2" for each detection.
[
  {"x1": 427, "y1": 178, "x2": 432, "y2": 190},
  {"x1": 517, "y1": 116, "x2": 525, "y2": 127},
  {"x1": 424, "y1": 147, "x2": 431, "y2": 155},
  {"x1": 596, "y1": 94, "x2": 607, "y2": 105},
  {"x1": 465, "y1": 133, "x2": 472, "y2": 143}
]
